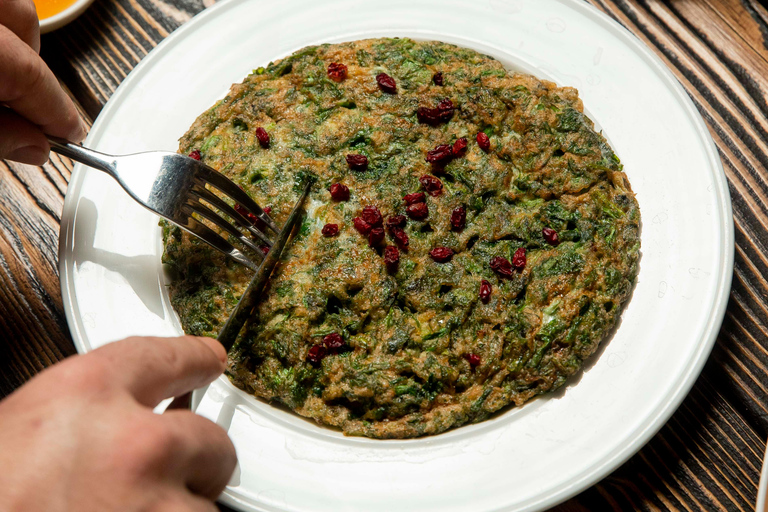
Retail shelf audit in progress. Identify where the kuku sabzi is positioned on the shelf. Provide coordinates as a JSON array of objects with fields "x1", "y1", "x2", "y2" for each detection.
[{"x1": 162, "y1": 38, "x2": 640, "y2": 438}]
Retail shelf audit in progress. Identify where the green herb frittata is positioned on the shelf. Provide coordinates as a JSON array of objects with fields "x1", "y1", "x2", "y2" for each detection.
[{"x1": 162, "y1": 38, "x2": 641, "y2": 439}]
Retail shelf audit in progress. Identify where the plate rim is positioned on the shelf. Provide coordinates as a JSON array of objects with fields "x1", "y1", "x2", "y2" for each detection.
[{"x1": 58, "y1": 0, "x2": 734, "y2": 510}]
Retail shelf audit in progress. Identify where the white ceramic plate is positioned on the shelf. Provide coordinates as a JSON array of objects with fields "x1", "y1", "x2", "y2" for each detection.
[
  {"x1": 58, "y1": 0, "x2": 733, "y2": 510},
  {"x1": 757, "y1": 444, "x2": 768, "y2": 511}
]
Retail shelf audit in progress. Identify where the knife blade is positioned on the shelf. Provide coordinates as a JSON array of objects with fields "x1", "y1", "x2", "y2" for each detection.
[{"x1": 166, "y1": 180, "x2": 311, "y2": 411}]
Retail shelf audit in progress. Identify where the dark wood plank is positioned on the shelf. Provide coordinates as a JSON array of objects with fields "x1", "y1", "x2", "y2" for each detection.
[{"x1": 0, "y1": 153, "x2": 77, "y2": 396}]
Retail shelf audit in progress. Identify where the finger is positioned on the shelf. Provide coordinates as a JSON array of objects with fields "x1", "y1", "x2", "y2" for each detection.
[
  {"x1": 0, "y1": 26, "x2": 85, "y2": 142},
  {"x1": 149, "y1": 493, "x2": 218, "y2": 512},
  {"x1": 0, "y1": 0, "x2": 40, "y2": 52},
  {"x1": 0, "y1": 107, "x2": 49, "y2": 164},
  {"x1": 162, "y1": 410, "x2": 238, "y2": 500},
  {"x1": 90, "y1": 336, "x2": 227, "y2": 407}
]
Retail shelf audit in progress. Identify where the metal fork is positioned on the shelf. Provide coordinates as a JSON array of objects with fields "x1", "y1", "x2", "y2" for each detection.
[{"x1": 49, "y1": 137, "x2": 276, "y2": 271}]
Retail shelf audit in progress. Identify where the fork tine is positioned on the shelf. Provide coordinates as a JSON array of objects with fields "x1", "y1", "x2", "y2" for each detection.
[
  {"x1": 184, "y1": 199, "x2": 267, "y2": 258},
  {"x1": 190, "y1": 185, "x2": 274, "y2": 246},
  {"x1": 196, "y1": 167, "x2": 280, "y2": 234},
  {"x1": 174, "y1": 213, "x2": 259, "y2": 272}
]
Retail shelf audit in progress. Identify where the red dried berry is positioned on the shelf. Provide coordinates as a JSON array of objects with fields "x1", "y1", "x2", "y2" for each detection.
[
  {"x1": 386, "y1": 215, "x2": 407, "y2": 229},
  {"x1": 453, "y1": 137, "x2": 468, "y2": 156},
  {"x1": 451, "y1": 206, "x2": 466, "y2": 230},
  {"x1": 406, "y1": 202, "x2": 429, "y2": 220},
  {"x1": 390, "y1": 227, "x2": 409, "y2": 250},
  {"x1": 490, "y1": 256, "x2": 514, "y2": 278},
  {"x1": 361, "y1": 205, "x2": 383, "y2": 227},
  {"x1": 253, "y1": 205, "x2": 272, "y2": 232},
  {"x1": 307, "y1": 344, "x2": 327, "y2": 366},
  {"x1": 417, "y1": 99, "x2": 455, "y2": 126},
  {"x1": 260, "y1": 245, "x2": 270, "y2": 255},
  {"x1": 384, "y1": 245, "x2": 400, "y2": 271},
  {"x1": 353, "y1": 217, "x2": 372, "y2": 235},
  {"x1": 346, "y1": 153, "x2": 369, "y2": 171},
  {"x1": 430, "y1": 247, "x2": 454, "y2": 263},
  {"x1": 542, "y1": 227, "x2": 560, "y2": 246},
  {"x1": 476, "y1": 132, "x2": 490, "y2": 152},
  {"x1": 329, "y1": 182, "x2": 350, "y2": 201},
  {"x1": 368, "y1": 227, "x2": 385, "y2": 247},
  {"x1": 512, "y1": 247, "x2": 526, "y2": 270},
  {"x1": 479, "y1": 280, "x2": 492, "y2": 303},
  {"x1": 327, "y1": 62, "x2": 348, "y2": 82},
  {"x1": 404, "y1": 192, "x2": 426, "y2": 205},
  {"x1": 432, "y1": 72, "x2": 444, "y2": 86},
  {"x1": 188, "y1": 149, "x2": 202, "y2": 160},
  {"x1": 322, "y1": 332, "x2": 345, "y2": 353},
  {"x1": 322, "y1": 223, "x2": 339, "y2": 237},
  {"x1": 419, "y1": 175, "x2": 443, "y2": 196},
  {"x1": 234, "y1": 203, "x2": 259, "y2": 224},
  {"x1": 426, "y1": 144, "x2": 454, "y2": 165},
  {"x1": 465, "y1": 353, "x2": 481, "y2": 367},
  {"x1": 256, "y1": 127, "x2": 270, "y2": 148},
  {"x1": 376, "y1": 73, "x2": 397, "y2": 94}
]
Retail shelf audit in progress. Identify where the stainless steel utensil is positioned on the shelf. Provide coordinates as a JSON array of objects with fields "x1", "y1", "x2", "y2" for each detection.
[
  {"x1": 49, "y1": 137, "x2": 276, "y2": 271},
  {"x1": 166, "y1": 181, "x2": 312, "y2": 411}
]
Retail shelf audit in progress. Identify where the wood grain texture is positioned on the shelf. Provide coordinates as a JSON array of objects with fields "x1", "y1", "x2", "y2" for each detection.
[{"x1": 0, "y1": 0, "x2": 765, "y2": 510}]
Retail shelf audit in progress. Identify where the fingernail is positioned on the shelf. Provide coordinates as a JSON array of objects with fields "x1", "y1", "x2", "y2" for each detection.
[{"x1": 7, "y1": 145, "x2": 48, "y2": 165}]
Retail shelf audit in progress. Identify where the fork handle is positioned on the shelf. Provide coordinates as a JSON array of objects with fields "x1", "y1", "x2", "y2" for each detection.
[{"x1": 48, "y1": 137, "x2": 118, "y2": 177}]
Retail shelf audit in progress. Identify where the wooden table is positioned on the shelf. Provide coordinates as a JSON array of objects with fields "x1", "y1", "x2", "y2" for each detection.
[{"x1": 2, "y1": 0, "x2": 767, "y2": 509}]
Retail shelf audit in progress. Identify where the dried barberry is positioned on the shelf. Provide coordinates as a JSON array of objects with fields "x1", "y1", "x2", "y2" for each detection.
[
  {"x1": 386, "y1": 215, "x2": 407, "y2": 229},
  {"x1": 390, "y1": 227, "x2": 409, "y2": 250},
  {"x1": 512, "y1": 247, "x2": 526, "y2": 270},
  {"x1": 188, "y1": 149, "x2": 202, "y2": 161},
  {"x1": 327, "y1": 62, "x2": 348, "y2": 82},
  {"x1": 490, "y1": 256, "x2": 514, "y2": 278},
  {"x1": 419, "y1": 175, "x2": 443, "y2": 196},
  {"x1": 322, "y1": 223, "x2": 339, "y2": 237},
  {"x1": 234, "y1": 203, "x2": 258, "y2": 224},
  {"x1": 453, "y1": 137, "x2": 468, "y2": 157},
  {"x1": 432, "y1": 72, "x2": 444, "y2": 86},
  {"x1": 465, "y1": 353, "x2": 481, "y2": 367},
  {"x1": 430, "y1": 247, "x2": 454, "y2": 263},
  {"x1": 451, "y1": 206, "x2": 466, "y2": 230},
  {"x1": 376, "y1": 73, "x2": 397, "y2": 94},
  {"x1": 479, "y1": 280, "x2": 492, "y2": 303},
  {"x1": 417, "y1": 99, "x2": 454, "y2": 126},
  {"x1": 322, "y1": 332, "x2": 345, "y2": 353},
  {"x1": 426, "y1": 144, "x2": 454, "y2": 165},
  {"x1": 361, "y1": 205, "x2": 383, "y2": 227},
  {"x1": 476, "y1": 131, "x2": 490, "y2": 152},
  {"x1": 353, "y1": 217, "x2": 371, "y2": 235},
  {"x1": 404, "y1": 192, "x2": 426, "y2": 205},
  {"x1": 260, "y1": 246, "x2": 270, "y2": 255},
  {"x1": 368, "y1": 227, "x2": 385, "y2": 247},
  {"x1": 236, "y1": 203, "x2": 271, "y2": 228},
  {"x1": 384, "y1": 245, "x2": 400, "y2": 272},
  {"x1": 256, "y1": 127, "x2": 270, "y2": 148},
  {"x1": 307, "y1": 344, "x2": 327, "y2": 366},
  {"x1": 329, "y1": 182, "x2": 350, "y2": 201},
  {"x1": 346, "y1": 153, "x2": 368, "y2": 171},
  {"x1": 406, "y1": 202, "x2": 429, "y2": 220},
  {"x1": 542, "y1": 227, "x2": 560, "y2": 246}
]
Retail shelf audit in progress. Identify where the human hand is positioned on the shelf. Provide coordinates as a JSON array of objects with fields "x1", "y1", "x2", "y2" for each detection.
[
  {"x1": 0, "y1": 336, "x2": 237, "y2": 512},
  {"x1": 0, "y1": 0, "x2": 86, "y2": 164}
]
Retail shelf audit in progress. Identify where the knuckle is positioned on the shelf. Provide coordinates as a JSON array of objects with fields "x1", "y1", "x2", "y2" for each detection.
[
  {"x1": 113, "y1": 416, "x2": 180, "y2": 475},
  {"x1": 3, "y1": 47, "x2": 45, "y2": 101},
  {"x1": 54, "y1": 355, "x2": 114, "y2": 396}
]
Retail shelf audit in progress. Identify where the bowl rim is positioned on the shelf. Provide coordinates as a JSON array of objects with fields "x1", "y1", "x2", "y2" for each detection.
[{"x1": 39, "y1": 0, "x2": 96, "y2": 34}]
